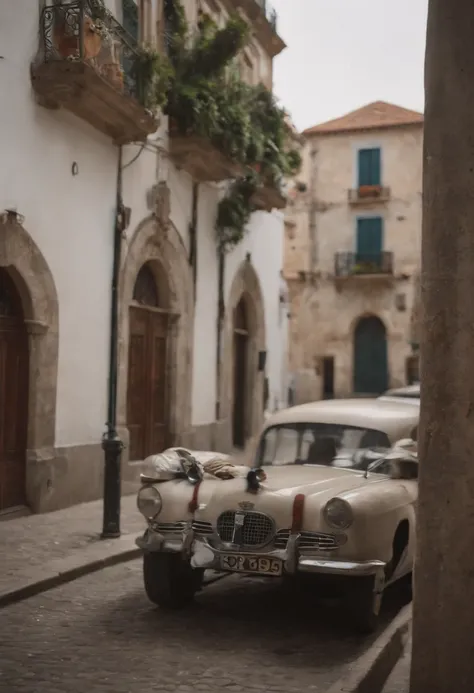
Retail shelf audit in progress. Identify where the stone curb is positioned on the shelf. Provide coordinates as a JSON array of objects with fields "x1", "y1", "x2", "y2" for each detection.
[
  {"x1": 0, "y1": 532, "x2": 142, "y2": 609},
  {"x1": 326, "y1": 603, "x2": 412, "y2": 693}
]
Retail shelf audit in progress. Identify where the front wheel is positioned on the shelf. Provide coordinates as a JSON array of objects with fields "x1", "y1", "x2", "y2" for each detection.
[
  {"x1": 346, "y1": 575, "x2": 383, "y2": 634},
  {"x1": 143, "y1": 552, "x2": 203, "y2": 609}
]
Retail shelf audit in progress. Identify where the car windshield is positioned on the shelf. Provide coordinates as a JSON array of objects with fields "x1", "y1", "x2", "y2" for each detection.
[{"x1": 258, "y1": 422, "x2": 392, "y2": 472}]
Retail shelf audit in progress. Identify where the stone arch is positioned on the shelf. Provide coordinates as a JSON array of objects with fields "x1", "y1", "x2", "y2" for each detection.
[
  {"x1": 219, "y1": 259, "x2": 266, "y2": 451},
  {"x1": 117, "y1": 216, "x2": 194, "y2": 466},
  {"x1": 0, "y1": 218, "x2": 59, "y2": 510}
]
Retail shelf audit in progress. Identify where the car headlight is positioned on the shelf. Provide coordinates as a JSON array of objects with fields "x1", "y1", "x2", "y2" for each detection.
[
  {"x1": 137, "y1": 485, "x2": 162, "y2": 520},
  {"x1": 323, "y1": 498, "x2": 353, "y2": 530}
]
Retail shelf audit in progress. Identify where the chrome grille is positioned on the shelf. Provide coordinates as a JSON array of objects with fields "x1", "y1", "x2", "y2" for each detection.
[
  {"x1": 153, "y1": 521, "x2": 187, "y2": 534},
  {"x1": 192, "y1": 520, "x2": 213, "y2": 536},
  {"x1": 274, "y1": 529, "x2": 343, "y2": 552},
  {"x1": 216, "y1": 511, "x2": 275, "y2": 547}
]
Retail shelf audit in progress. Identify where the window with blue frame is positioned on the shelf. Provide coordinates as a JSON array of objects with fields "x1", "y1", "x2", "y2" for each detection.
[
  {"x1": 357, "y1": 148, "x2": 381, "y2": 187},
  {"x1": 356, "y1": 217, "x2": 383, "y2": 268}
]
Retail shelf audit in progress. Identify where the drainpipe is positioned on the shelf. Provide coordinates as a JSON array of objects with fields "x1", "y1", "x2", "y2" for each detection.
[
  {"x1": 215, "y1": 247, "x2": 225, "y2": 421},
  {"x1": 101, "y1": 145, "x2": 125, "y2": 539},
  {"x1": 189, "y1": 182, "x2": 199, "y2": 299}
]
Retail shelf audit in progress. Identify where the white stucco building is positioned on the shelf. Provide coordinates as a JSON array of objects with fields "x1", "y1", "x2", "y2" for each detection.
[
  {"x1": 284, "y1": 101, "x2": 423, "y2": 403},
  {"x1": 0, "y1": 0, "x2": 289, "y2": 514}
]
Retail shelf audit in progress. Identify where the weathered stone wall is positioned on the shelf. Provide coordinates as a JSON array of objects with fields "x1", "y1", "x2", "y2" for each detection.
[{"x1": 285, "y1": 125, "x2": 423, "y2": 399}]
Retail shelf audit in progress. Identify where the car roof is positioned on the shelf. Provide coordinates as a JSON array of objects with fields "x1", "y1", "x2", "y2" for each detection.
[
  {"x1": 380, "y1": 384, "x2": 420, "y2": 399},
  {"x1": 262, "y1": 398, "x2": 419, "y2": 441}
]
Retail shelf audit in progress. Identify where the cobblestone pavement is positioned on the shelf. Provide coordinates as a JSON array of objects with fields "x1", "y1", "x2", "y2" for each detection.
[
  {"x1": 0, "y1": 495, "x2": 143, "y2": 593},
  {"x1": 0, "y1": 560, "x2": 407, "y2": 693}
]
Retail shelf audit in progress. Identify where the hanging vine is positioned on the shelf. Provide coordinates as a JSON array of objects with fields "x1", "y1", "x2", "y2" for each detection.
[
  {"x1": 216, "y1": 175, "x2": 258, "y2": 251},
  {"x1": 160, "y1": 0, "x2": 303, "y2": 250}
]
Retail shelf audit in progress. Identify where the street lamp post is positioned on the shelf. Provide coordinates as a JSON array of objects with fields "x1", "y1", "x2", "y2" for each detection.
[{"x1": 101, "y1": 146, "x2": 125, "y2": 539}]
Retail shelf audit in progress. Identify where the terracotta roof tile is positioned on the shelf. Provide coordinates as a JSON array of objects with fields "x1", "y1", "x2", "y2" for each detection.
[{"x1": 302, "y1": 101, "x2": 423, "y2": 136}]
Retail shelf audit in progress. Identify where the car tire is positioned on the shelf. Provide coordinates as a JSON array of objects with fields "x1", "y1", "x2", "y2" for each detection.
[
  {"x1": 143, "y1": 552, "x2": 202, "y2": 609},
  {"x1": 347, "y1": 575, "x2": 382, "y2": 634}
]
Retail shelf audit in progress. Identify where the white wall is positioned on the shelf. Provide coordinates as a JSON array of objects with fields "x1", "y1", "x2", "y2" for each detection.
[
  {"x1": 1, "y1": 2, "x2": 118, "y2": 447},
  {"x1": 225, "y1": 209, "x2": 288, "y2": 413},
  {"x1": 2, "y1": 1, "x2": 287, "y2": 452}
]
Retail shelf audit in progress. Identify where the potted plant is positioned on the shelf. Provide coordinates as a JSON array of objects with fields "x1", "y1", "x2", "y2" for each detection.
[
  {"x1": 358, "y1": 184, "x2": 382, "y2": 198},
  {"x1": 53, "y1": 11, "x2": 102, "y2": 60}
]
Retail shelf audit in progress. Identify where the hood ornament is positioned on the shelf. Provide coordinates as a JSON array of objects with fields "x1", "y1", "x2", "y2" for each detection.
[{"x1": 238, "y1": 500, "x2": 255, "y2": 511}]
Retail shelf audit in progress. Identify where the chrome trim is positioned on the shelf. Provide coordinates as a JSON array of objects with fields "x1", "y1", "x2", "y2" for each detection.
[
  {"x1": 298, "y1": 558, "x2": 386, "y2": 577},
  {"x1": 216, "y1": 510, "x2": 276, "y2": 549},
  {"x1": 274, "y1": 529, "x2": 344, "y2": 552},
  {"x1": 136, "y1": 529, "x2": 386, "y2": 578},
  {"x1": 192, "y1": 520, "x2": 213, "y2": 535}
]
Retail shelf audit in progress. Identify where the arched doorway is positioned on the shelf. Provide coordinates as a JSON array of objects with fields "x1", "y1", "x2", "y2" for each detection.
[
  {"x1": 0, "y1": 269, "x2": 29, "y2": 512},
  {"x1": 353, "y1": 315, "x2": 388, "y2": 394},
  {"x1": 232, "y1": 297, "x2": 249, "y2": 448},
  {"x1": 126, "y1": 262, "x2": 171, "y2": 460}
]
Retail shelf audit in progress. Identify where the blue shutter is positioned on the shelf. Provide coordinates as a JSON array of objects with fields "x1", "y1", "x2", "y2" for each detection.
[
  {"x1": 371, "y1": 148, "x2": 381, "y2": 185},
  {"x1": 356, "y1": 217, "x2": 383, "y2": 266},
  {"x1": 358, "y1": 150, "x2": 371, "y2": 186},
  {"x1": 357, "y1": 148, "x2": 381, "y2": 186}
]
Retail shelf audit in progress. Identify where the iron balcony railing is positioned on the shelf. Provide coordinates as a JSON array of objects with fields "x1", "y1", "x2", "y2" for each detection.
[
  {"x1": 334, "y1": 252, "x2": 394, "y2": 277},
  {"x1": 38, "y1": 0, "x2": 144, "y2": 104}
]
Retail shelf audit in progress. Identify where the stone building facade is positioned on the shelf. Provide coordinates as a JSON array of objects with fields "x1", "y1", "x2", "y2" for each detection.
[
  {"x1": 0, "y1": 0, "x2": 288, "y2": 514},
  {"x1": 284, "y1": 101, "x2": 423, "y2": 402}
]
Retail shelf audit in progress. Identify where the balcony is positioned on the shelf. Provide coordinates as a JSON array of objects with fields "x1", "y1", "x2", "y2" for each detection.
[
  {"x1": 252, "y1": 178, "x2": 286, "y2": 212},
  {"x1": 31, "y1": 1, "x2": 159, "y2": 145},
  {"x1": 168, "y1": 121, "x2": 246, "y2": 183},
  {"x1": 348, "y1": 185, "x2": 391, "y2": 206},
  {"x1": 334, "y1": 252, "x2": 394, "y2": 281},
  {"x1": 231, "y1": 0, "x2": 285, "y2": 57}
]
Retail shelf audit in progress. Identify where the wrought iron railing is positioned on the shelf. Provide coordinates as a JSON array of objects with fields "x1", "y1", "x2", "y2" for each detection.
[
  {"x1": 334, "y1": 252, "x2": 394, "y2": 277},
  {"x1": 37, "y1": 0, "x2": 144, "y2": 103}
]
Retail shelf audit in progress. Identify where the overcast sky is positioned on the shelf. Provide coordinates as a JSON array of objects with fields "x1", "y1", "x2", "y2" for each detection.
[{"x1": 270, "y1": 0, "x2": 428, "y2": 131}]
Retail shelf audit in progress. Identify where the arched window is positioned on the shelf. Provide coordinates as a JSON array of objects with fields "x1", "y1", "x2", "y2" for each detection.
[
  {"x1": 234, "y1": 297, "x2": 248, "y2": 332},
  {"x1": 0, "y1": 269, "x2": 23, "y2": 319},
  {"x1": 133, "y1": 263, "x2": 159, "y2": 307}
]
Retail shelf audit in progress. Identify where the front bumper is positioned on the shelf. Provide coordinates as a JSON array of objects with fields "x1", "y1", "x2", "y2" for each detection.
[{"x1": 135, "y1": 528, "x2": 386, "y2": 579}]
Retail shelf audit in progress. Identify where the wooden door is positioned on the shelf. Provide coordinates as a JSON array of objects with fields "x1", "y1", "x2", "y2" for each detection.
[
  {"x1": 127, "y1": 306, "x2": 169, "y2": 460},
  {"x1": 0, "y1": 270, "x2": 29, "y2": 512},
  {"x1": 353, "y1": 316, "x2": 388, "y2": 395}
]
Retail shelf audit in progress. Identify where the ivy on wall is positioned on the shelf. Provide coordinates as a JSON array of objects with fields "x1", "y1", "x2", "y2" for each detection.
[{"x1": 127, "y1": 0, "x2": 303, "y2": 249}]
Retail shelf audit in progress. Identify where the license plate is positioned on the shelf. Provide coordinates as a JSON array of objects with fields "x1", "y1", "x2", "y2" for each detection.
[{"x1": 220, "y1": 554, "x2": 283, "y2": 576}]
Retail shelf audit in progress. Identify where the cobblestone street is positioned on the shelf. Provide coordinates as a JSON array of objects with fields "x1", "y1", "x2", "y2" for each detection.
[{"x1": 0, "y1": 559, "x2": 407, "y2": 693}]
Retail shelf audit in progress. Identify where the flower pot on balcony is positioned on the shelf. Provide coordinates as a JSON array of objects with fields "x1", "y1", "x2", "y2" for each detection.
[
  {"x1": 53, "y1": 15, "x2": 101, "y2": 60},
  {"x1": 358, "y1": 184, "x2": 381, "y2": 198},
  {"x1": 83, "y1": 17, "x2": 102, "y2": 60}
]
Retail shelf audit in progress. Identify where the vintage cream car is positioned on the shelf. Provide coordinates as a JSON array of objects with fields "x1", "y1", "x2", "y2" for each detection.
[
  {"x1": 378, "y1": 384, "x2": 420, "y2": 405},
  {"x1": 135, "y1": 398, "x2": 419, "y2": 632}
]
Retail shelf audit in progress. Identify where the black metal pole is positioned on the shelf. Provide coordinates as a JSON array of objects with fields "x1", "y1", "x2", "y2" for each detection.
[
  {"x1": 215, "y1": 247, "x2": 225, "y2": 421},
  {"x1": 101, "y1": 145, "x2": 125, "y2": 539}
]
